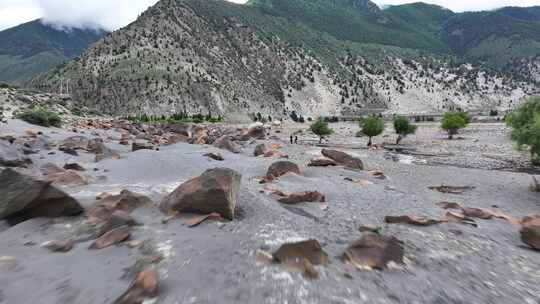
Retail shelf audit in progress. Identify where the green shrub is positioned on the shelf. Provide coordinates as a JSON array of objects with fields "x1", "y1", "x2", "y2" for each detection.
[
  {"x1": 506, "y1": 97, "x2": 540, "y2": 165},
  {"x1": 361, "y1": 116, "x2": 385, "y2": 146},
  {"x1": 393, "y1": 116, "x2": 417, "y2": 144},
  {"x1": 310, "y1": 118, "x2": 333, "y2": 143},
  {"x1": 457, "y1": 111, "x2": 471, "y2": 124},
  {"x1": 441, "y1": 112, "x2": 467, "y2": 139},
  {"x1": 17, "y1": 108, "x2": 62, "y2": 127}
]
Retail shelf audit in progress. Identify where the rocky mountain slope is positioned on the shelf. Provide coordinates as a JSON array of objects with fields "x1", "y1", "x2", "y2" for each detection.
[
  {"x1": 33, "y1": 0, "x2": 540, "y2": 119},
  {"x1": 0, "y1": 19, "x2": 106, "y2": 85}
]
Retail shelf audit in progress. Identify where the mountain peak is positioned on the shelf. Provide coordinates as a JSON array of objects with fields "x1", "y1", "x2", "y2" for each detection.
[{"x1": 338, "y1": 0, "x2": 380, "y2": 13}]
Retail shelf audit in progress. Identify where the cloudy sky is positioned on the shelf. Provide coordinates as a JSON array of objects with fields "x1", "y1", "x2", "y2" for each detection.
[{"x1": 0, "y1": 0, "x2": 538, "y2": 31}]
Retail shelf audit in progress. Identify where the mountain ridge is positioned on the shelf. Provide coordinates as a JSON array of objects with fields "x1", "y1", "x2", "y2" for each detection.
[
  {"x1": 0, "y1": 19, "x2": 106, "y2": 84},
  {"x1": 32, "y1": 0, "x2": 540, "y2": 119}
]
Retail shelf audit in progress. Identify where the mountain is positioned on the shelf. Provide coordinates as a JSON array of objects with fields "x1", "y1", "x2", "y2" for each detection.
[
  {"x1": 0, "y1": 19, "x2": 106, "y2": 84},
  {"x1": 33, "y1": 0, "x2": 540, "y2": 119}
]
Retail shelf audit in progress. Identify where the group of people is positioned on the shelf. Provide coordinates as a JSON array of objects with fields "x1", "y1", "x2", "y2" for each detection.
[{"x1": 290, "y1": 135, "x2": 299, "y2": 144}]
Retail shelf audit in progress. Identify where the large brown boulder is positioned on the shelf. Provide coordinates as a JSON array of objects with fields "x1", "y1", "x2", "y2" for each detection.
[
  {"x1": 520, "y1": 215, "x2": 540, "y2": 250},
  {"x1": 321, "y1": 149, "x2": 364, "y2": 170},
  {"x1": 160, "y1": 168, "x2": 241, "y2": 220},
  {"x1": 0, "y1": 168, "x2": 83, "y2": 225},
  {"x1": 266, "y1": 161, "x2": 300, "y2": 178},
  {"x1": 213, "y1": 135, "x2": 241, "y2": 153}
]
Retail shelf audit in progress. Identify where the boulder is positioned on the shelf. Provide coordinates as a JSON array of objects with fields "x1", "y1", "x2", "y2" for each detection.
[
  {"x1": 40, "y1": 163, "x2": 65, "y2": 175},
  {"x1": 254, "y1": 144, "x2": 267, "y2": 157},
  {"x1": 273, "y1": 239, "x2": 329, "y2": 266},
  {"x1": 531, "y1": 176, "x2": 540, "y2": 192},
  {"x1": 343, "y1": 233, "x2": 403, "y2": 269},
  {"x1": 89, "y1": 226, "x2": 132, "y2": 250},
  {"x1": 192, "y1": 126, "x2": 209, "y2": 145},
  {"x1": 204, "y1": 153, "x2": 224, "y2": 161},
  {"x1": 48, "y1": 170, "x2": 90, "y2": 186},
  {"x1": 59, "y1": 136, "x2": 89, "y2": 152},
  {"x1": 321, "y1": 149, "x2": 364, "y2": 170},
  {"x1": 240, "y1": 124, "x2": 266, "y2": 141},
  {"x1": 0, "y1": 168, "x2": 83, "y2": 225},
  {"x1": 132, "y1": 141, "x2": 154, "y2": 152},
  {"x1": 213, "y1": 135, "x2": 241, "y2": 153},
  {"x1": 0, "y1": 141, "x2": 31, "y2": 167},
  {"x1": 63, "y1": 163, "x2": 86, "y2": 171},
  {"x1": 89, "y1": 139, "x2": 120, "y2": 162},
  {"x1": 520, "y1": 215, "x2": 540, "y2": 250},
  {"x1": 119, "y1": 133, "x2": 130, "y2": 145},
  {"x1": 308, "y1": 158, "x2": 337, "y2": 167},
  {"x1": 98, "y1": 210, "x2": 137, "y2": 237},
  {"x1": 160, "y1": 168, "x2": 241, "y2": 220},
  {"x1": 42, "y1": 240, "x2": 74, "y2": 253},
  {"x1": 165, "y1": 123, "x2": 193, "y2": 137},
  {"x1": 278, "y1": 191, "x2": 326, "y2": 204},
  {"x1": 114, "y1": 268, "x2": 159, "y2": 304},
  {"x1": 89, "y1": 190, "x2": 153, "y2": 220},
  {"x1": 266, "y1": 161, "x2": 300, "y2": 178}
]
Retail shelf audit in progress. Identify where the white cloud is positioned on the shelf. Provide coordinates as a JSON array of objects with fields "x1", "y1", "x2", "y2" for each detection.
[{"x1": 0, "y1": 0, "x2": 538, "y2": 31}]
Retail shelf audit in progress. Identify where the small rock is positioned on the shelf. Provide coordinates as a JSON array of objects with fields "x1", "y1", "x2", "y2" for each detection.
[
  {"x1": 278, "y1": 191, "x2": 326, "y2": 204},
  {"x1": 204, "y1": 152, "x2": 224, "y2": 161}
]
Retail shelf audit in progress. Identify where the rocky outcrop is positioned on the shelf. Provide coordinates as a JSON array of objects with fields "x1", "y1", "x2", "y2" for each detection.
[
  {"x1": 0, "y1": 168, "x2": 83, "y2": 225},
  {"x1": 160, "y1": 168, "x2": 242, "y2": 220}
]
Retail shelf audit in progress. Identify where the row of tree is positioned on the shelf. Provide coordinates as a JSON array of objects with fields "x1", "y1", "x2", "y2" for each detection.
[{"x1": 309, "y1": 97, "x2": 540, "y2": 165}]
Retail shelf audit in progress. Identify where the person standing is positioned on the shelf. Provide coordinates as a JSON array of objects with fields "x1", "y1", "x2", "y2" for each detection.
[
  {"x1": 294, "y1": 136, "x2": 298, "y2": 144},
  {"x1": 290, "y1": 135, "x2": 294, "y2": 144}
]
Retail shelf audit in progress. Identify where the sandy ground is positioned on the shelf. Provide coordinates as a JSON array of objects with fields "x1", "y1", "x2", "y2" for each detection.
[{"x1": 0, "y1": 119, "x2": 539, "y2": 304}]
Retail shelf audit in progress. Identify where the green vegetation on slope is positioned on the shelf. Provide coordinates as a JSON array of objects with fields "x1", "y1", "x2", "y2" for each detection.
[{"x1": 0, "y1": 19, "x2": 106, "y2": 84}]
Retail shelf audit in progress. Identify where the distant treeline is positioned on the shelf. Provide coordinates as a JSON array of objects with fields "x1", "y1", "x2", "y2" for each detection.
[{"x1": 125, "y1": 112, "x2": 223, "y2": 124}]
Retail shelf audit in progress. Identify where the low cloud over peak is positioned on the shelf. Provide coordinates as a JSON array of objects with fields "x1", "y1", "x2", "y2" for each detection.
[
  {"x1": 0, "y1": 0, "x2": 538, "y2": 31},
  {"x1": 0, "y1": 0, "x2": 160, "y2": 31}
]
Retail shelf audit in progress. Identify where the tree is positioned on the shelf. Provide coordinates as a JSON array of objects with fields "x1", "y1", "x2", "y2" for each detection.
[
  {"x1": 506, "y1": 97, "x2": 540, "y2": 165},
  {"x1": 393, "y1": 116, "x2": 417, "y2": 144},
  {"x1": 361, "y1": 116, "x2": 385, "y2": 146},
  {"x1": 441, "y1": 112, "x2": 467, "y2": 139},
  {"x1": 310, "y1": 118, "x2": 334, "y2": 143}
]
